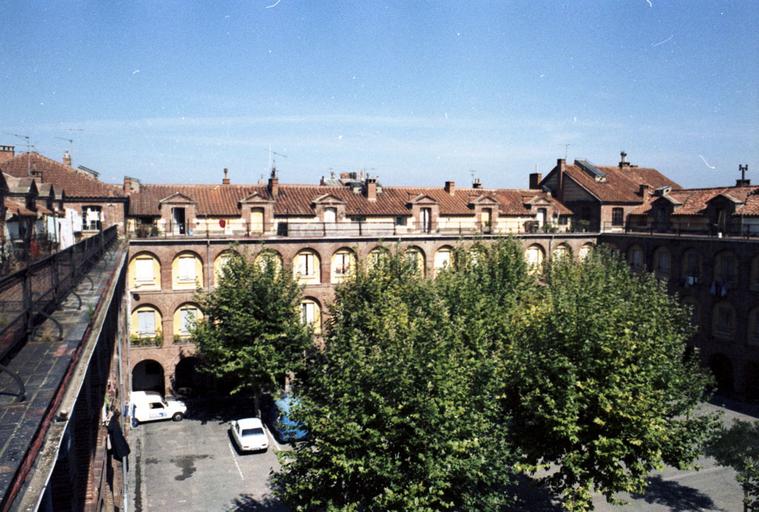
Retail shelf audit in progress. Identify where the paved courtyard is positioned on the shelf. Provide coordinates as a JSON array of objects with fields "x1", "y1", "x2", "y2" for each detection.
[
  {"x1": 126, "y1": 398, "x2": 756, "y2": 512},
  {"x1": 126, "y1": 399, "x2": 288, "y2": 512}
]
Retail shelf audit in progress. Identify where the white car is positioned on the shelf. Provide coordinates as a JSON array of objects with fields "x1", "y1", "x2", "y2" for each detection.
[
  {"x1": 230, "y1": 418, "x2": 269, "y2": 453},
  {"x1": 130, "y1": 391, "x2": 187, "y2": 424}
]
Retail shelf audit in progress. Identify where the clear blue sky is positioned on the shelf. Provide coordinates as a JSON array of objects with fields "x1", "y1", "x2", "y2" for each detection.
[{"x1": 1, "y1": 0, "x2": 757, "y2": 189}]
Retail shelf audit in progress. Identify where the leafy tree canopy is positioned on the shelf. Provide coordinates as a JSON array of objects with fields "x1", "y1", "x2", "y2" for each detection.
[
  {"x1": 707, "y1": 419, "x2": 759, "y2": 511},
  {"x1": 193, "y1": 249, "x2": 311, "y2": 398}
]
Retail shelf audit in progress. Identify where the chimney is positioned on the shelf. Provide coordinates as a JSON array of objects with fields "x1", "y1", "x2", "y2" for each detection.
[
  {"x1": 736, "y1": 164, "x2": 750, "y2": 187},
  {"x1": 639, "y1": 183, "x2": 650, "y2": 197},
  {"x1": 557, "y1": 158, "x2": 566, "y2": 201},
  {"x1": 63, "y1": 150, "x2": 72, "y2": 167},
  {"x1": 529, "y1": 173, "x2": 542, "y2": 190},
  {"x1": 268, "y1": 168, "x2": 279, "y2": 199},
  {"x1": 123, "y1": 176, "x2": 141, "y2": 194},
  {"x1": 30, "y1": 164, "x2": 43, "y2": 181},
  {"x1": 444, "y1": 180, "x2": 456, "y2": 195},
  {"x1": 365, "y1": 177, "x2": 377, "y2": 201},
  {"x1": 472, "y1": 178, "x2": 482, "y2": 189},
  {"x1": 618, "y1": 151, "x2": 630, "y2": 169},
  {"x1": 0, "y1": 145, "x2": 14, "y2": 164},
  {"x1": 222, "y1": 168, "x2": 230, "y2": 185}
]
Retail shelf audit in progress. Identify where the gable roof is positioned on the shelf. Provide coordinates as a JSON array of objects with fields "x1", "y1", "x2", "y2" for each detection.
[
  {"x1": 128, "y1": 182, "x2": 570, "y2": 218},
  {"x1": 660, "y1": 186, "x2": 759, "y2": 216},
  {"x1": 547, "y1": 160, "x2": 680, "y2": 204},
  {"x1": 0, "y1": 152, "x2": 123, "y2": 199}
]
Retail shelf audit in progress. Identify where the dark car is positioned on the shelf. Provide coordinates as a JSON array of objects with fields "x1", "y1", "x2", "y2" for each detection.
[{"x1": 263, "y1": 394, "x2": 308, "y2": 443}]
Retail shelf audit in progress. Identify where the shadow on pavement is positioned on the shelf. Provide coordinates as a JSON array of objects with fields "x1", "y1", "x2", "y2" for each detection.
[
  {"x1": 227, "y1": 494, "x2": 289, "y2": 512},
  {"x1": 507, "y1": 475, "x2": 564, "y2": 511},
  {"x1": 183, "y1": 396, "x2": 257, "y2": 424},
  {"x1": 631, "y1": 475, "x2": 722, "y2": 512},
  {"x1": 709, "y1": 394, "x2": 759, "y2": 419}
]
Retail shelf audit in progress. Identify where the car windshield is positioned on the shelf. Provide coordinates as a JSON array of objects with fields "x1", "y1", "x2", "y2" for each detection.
[{"x1": 241, "y1": 427, "x2": 264, "y2": 437}]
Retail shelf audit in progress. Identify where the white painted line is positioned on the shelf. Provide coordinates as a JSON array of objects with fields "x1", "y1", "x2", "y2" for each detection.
[
  {"x1": 228, "y1": 440, "x2": 245, "y2": 480},
  {"x1": 662, "y1": 466, "x2": 727, "y2": 482},
  {"x1": 264, "y1": 425, "x2": 282, "y2": 452}
]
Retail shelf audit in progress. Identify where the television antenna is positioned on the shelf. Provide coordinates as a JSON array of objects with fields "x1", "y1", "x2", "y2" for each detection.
[
  {"x1": 267, "y1": 145, "x2": 288, "y2": 175},
  {"x1": 560, "y1": 143, "x2": 572, "y2": 160},
  {"x1": 4, "y1": 133, "x2": 35, "y2": 174},
  {"x1": 55, "y1": 136, "x2": 74, "y2": 152}
]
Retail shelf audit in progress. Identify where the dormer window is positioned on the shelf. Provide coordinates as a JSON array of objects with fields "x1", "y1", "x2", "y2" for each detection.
[
  {"x1": 421, "y1": 207, "x2": 432, "y2": 233},
  {"x1": 324, "y1": 207, "x2": 337, "y2": 223}
]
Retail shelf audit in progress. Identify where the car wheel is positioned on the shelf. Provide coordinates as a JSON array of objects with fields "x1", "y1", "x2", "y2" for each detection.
[{"x1": 172, "y1": 412, "x2": 184, "y2": 422}]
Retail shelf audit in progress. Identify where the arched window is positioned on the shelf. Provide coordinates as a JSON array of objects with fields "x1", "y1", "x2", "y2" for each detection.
[
  {"x1": 525, "y1": 244, "x2": 545, "y2": 273},
  {"x1": 653, "y1": 247, "x2": 672, "y2": 279},
  {"x1": 300, "y1": 298, "x2": 322, "y2": 334},
  {"x1": 293, "y1": 250, "x2": 321, "y2": 284},
  {"x1": 578, "y1": 243, "x2": 594, "y2": 261},
  {"x1": 254, "y1": 249, "x2": 283, "y2": 273},
  {"x1": 173, "y1": 303, "x2": 203, "y2": 340},
  {"x1": 368, "y1": 247, "x2": 389, "y2": 270},
  {"x1": 129, "y1": 252, "x2": 161, "y2": 290},
  {"x1": 552, "y1": 244, "x2": 572, "y2": 261},
  {"x1": 172, "y1": 252, "x2": 203, "y2": 290},
  {"x1": 749, "y1": 307, "x2": 759, "y2": 346},
  {"x1": 714, "y1": 251, "x2": 738, "y2": 288},
  {"x1": 434, "y1": 246, "x2": 453, "y2": 274},
  {"x1": 213, "y1": 250, "x2": 240, "y2": 285},
  {"x1": 628, "y1": 245, "x2": 645, "y2": 272},
  {"x1": 405, "y1": 246, "x2": 425, "y2": 275},
  {"x1": 130, "y1": 305, "x2": 163, "y2": 345},
  {"x1": 331, "y1": 248, "x2": 357, "y2": 284},
  {"x1": 712, "y1": 301, "x2": 736, "y2": 339},
  {"x1": 682, "y1": 249, "x2": 702, "y2": 285}
]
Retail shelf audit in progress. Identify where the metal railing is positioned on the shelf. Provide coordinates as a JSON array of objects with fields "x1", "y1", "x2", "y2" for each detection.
[
  {"x1": 0, "y1": 226, "x2": 118, "y2": 366},
  {"x1": 128, "y1": 219, "x2": 592, "y2": 240},
  {"x1": 616, "y1": 222, "x2": 759, "y2": 239}
]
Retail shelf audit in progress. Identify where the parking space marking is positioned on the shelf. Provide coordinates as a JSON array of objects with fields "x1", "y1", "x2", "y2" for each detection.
[
  {"x1": 227, "y1": 440, "x2": 246, "y2": 481},
  {"x1": 264, "y1": 425, "x2": 282, "y2": 452}
]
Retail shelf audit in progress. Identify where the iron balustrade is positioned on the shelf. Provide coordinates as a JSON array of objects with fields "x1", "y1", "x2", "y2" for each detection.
[{"x1": 0, "y1": 226, "x2": 118, "y2": 364}]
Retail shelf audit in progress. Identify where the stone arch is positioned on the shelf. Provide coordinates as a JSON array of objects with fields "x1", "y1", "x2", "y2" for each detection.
[
  {"x1": 709, "y1": 354, "x2": 734, "y2": 394},
  {"x1": 331, "y1": 247, "x2": 357, "y2": 284},
  {"x1": 712, "y1": 301, "x2": 736, "y2": 340},
  {"x1": 172, "y1": 250, "x2": 204, "y2": 290},
  {"x1": 367, "y1": 246, "x2": 390, "y2": 270},
  {"x1": 552, "y1": 243, "x2": 572, "y2": 261},
  {"x1": 524, "y1": 244, "x2": 545, "y2": 273},
  {"x1": 627, "y1": 244, "x2": 645, "y2": 272},
  {"x1": 132, "y1": 359, "x2": 165, "y2": 393},
  {"x1": 130, "y1": 304, "x2": 163, "y2": 345},
  {"x1": 404, "y1": 245, "x2": 426, "y2": 276},
  {"x1": 213, "y1": 249, "x2": 241, "y2": 285},
  {"x1": 713, "y1": 250, "x2": 738, "y2": 287},
  {"x1": 173, "y1": 356, "x2": 202, "y2": 396},
  {"x1": 300, "y1": 296, "x2": 322, "y2": 335},
  {"x1": 434, "y1": 245, "x2": 454, "y2": 274},
  {"x1": 652, "y1": 246, "x2": 672, "y2": 280},
  {"x1": 173, "y1": 302, "x2": 203, "y2": 340},
  {"x1": 578, "y1": 242, "x2": 594, "y2": 261},
  {"x1": 129, "y1": 251, "x2": 161, "y2": 291},
  {"x1": 293, "y1": 248, "x2": 321, "y2": 284}
]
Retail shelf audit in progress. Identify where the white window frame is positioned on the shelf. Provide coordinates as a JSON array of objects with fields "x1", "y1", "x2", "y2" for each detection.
[
  {"x1": 135, "y1": 258, "x2": 155, "y2": 284},
  {"x1": 177, "y1": 256, "x2": 197, "y2": 282},
  {"x1": 136, "y1": 310, "x2": 156, "y2": 337}
]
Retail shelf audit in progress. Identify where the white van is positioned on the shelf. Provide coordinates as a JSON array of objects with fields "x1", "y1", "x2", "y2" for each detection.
[{"x1": 130, "y1": 391, "x2": 187, "y2": 424}]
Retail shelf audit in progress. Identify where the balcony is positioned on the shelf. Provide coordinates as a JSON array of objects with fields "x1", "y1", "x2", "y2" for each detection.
[
  {"x1": 616, "y1": 222, "x2": 759, "y2": 239},
  {"x1": 128, "y1": 219, "x2": 587, "y2": 240}
]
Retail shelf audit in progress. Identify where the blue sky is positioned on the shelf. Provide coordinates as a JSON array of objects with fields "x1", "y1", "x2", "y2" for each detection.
[{"x1": 1, "y1": 0, "x2": 757, "y2": 188}]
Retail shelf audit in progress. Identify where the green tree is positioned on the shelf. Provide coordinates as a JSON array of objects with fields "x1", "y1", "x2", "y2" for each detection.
[
  {"x1": 274, "y1": 249, "x2": 516, "y2": 511},
  {"x1": 504, "y1": 248, "x2": 719, "y2": 511},
  {"x1": 706, "y1": 420, "x2": 759, "y2": 511},
  {"x1": 193, "y1": 250, "x2": 311, "y2": 407}
]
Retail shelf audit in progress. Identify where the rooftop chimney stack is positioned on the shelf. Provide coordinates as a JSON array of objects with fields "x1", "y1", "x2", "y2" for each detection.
[
  {"x1": 123, "y1": 176, "x2": 141, "y2": 194},
  {"x1": 444, "y1": 180, "x2": 456, "y2": 195},
  {"x1": 0, "y1": 145, "x2": 14, "y2": 164},
  {"x1": 268, "y1": 167, "x2": 279, "y2": 199},
  {"x1": 557, "y1": 158, "x2": 566, "y2": 201},
  {"x1": 529, "y1": 173, "x2": 542, "y2": 190},
  {"x1": 472, "y1": 178, "x2": 482, "y2": 189},
  {"x1": 365, "y1": 177, "x2": 377, "y2": 201},
  {"x1": 736, "y1": 164, "x2": 750, "y2": 187},
  {"x1": 639, "y1": 183, "x2": 650, "y2": 197},
  {"x1": 618, "y1": 151, "x2": 630, "y2": 169},
  {"x1": 222, "y1": 168, "x2": 230, "y2": 185},
  {"x1": 63, "y1": 150, "x2": 72, "y2": 167}
]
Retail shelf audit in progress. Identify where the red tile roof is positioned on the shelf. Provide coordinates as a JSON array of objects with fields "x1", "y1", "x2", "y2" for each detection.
[
  {"x1": 128, "y1": 183, "x2": 568, "y2": 218},
  {"x1": 0, "y1": 152, "x2": 123, "y2": 199},
  {"x1": 664, "y1": 186, "x2": 759, "y2": 216},
  {"x1": 4, "y1": 198, "x2": 36, "y2": 217},
  {"x1": 562, "y1": 163, "x2": 680, "y2": 203}
]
